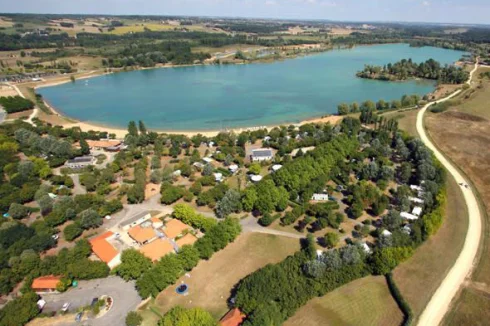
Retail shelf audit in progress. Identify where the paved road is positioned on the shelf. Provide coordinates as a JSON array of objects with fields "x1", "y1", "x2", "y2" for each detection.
[
  {"x1": 416, "y1": 62, "x2": 482, "y2": 326},
  {"x1": 42, "y1": 276, "x2": 141, "y2": 326}
]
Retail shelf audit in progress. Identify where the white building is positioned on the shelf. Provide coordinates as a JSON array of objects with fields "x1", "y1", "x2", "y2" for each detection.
[
  {"x1": 408, "y1": 196, "x2": 424, "y2": 204},
  {"x1": 412, "y1": 206, "x2": 423, "y2": 217},
  {"x1": 381, "y1": 230, "x2": 392, "y2": 237},
  {"x1": 271, "y1": 164, "x2": 282, "y2": 172},
  {"x1": 251, "y1": 148, "x2": 273, "y2": 162},
  {"x1": 401, "y1": 211, "x2": 419, "y2": 221},
  {"x1": 202, "y1": 157, "x2": 214, "y2": 164},
  {"x1": 228, "y1": 164, "x2": 239, "y2": 173},
  {"x1": 311, "y1": 193, "x2": 329, "y2": 201},
  {"x1": 214, "y1": 172, "x2": 223, "y2": 183},
  {"x1": 65, "y1": 156, "x2": 95, "y2": 169},
  {"x1": 250, "y1": 175, "x2": 263, "y2": 183},
  {"x1": 361, "y1": 242, "x2": 371, "y2": 254}
]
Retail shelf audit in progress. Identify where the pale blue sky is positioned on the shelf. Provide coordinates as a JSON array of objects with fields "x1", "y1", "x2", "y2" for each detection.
[{"x1": 2, "y1": 0, "x2": 489, "y2": 25}]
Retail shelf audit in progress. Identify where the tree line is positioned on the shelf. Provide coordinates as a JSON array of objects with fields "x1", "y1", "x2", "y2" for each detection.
[
  {"x1": 0, "y1": 96, "x2": 35, "y2": 114},
  {"x1": 356, "y1": 58, "x2": 469, "y2": 84}
]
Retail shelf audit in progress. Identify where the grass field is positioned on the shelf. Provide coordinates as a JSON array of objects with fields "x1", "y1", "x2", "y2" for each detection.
[
  {"x1": 393, "y1": 175, "x2": 468, "y2": 320},
  {"x1": 444, "y1": 287, "x2": 490, "y2": 326},
  {"x1": 423, "y1": 66, "x2": 490, "y2": 324},
  {"x1": 139, "y1": 233, "x2": 301, "y2": 325},
  {"x1": 284, "y1": 276, "x2": 404, "y2": 326},
  {"x1": 379, "y1": 109, "x2": 419, "y2": 138}
]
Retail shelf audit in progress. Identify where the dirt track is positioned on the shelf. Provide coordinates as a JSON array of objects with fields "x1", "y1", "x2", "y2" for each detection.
[{"x1": 416, "y1": 63, "x2": 482, "y2": 326}]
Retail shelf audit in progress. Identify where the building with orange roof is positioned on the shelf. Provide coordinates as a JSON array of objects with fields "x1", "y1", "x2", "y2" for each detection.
[
  {"x1": 89, "y1": 231, "x2": 121, "y2": 269},
  {"x1": 128, "y1": 225, "x2": 157, "y2": 244},
  {"x1": 219, "y1": 308, "x2": 246, "y2": 326},
  {"x1": 163, "y1": 219, "x2": 191, "y2": 239},
  {"x1": 139, "y1": 238, "x2": 175, "y2": 262},
  {"x1": 176, "y1": 233, "x2": 198, "y2": 248},
  {"x1": 85, "y1": 139, "x2": 121, "y2": 150},
  {"x1": 32, "y1": 275, "x2": 62, "y2": 293}
]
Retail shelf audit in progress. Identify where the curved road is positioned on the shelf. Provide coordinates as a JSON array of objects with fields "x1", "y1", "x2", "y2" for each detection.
[{"x1": 416, "y1": 62, "x2": 482, "y2": 326}]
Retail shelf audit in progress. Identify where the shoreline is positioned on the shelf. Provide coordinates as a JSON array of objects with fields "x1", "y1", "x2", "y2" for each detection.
[{"x1": 41, "y1": 96, "x2": 343, "y2": 138}]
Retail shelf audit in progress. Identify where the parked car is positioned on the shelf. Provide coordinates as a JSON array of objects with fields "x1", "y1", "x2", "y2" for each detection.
[
  {"x1": 61, "y1": 302, "x2": 70, "y2": 312},
  {"x1": 75, "y1": 312, "x2": 83, "y2": 322},
  {"x1": 52, "y1": 234, "x2": 59, "y2": 240}
]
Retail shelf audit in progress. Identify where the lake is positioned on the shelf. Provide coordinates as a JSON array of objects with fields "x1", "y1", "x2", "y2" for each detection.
[{"x1": 38, "y1": 44, "x2": 467, "y2": 131}]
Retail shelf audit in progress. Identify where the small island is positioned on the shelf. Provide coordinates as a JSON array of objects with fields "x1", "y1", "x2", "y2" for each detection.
[{"x1": 356, "y1": 58, "x2": 469, "y2": 84}]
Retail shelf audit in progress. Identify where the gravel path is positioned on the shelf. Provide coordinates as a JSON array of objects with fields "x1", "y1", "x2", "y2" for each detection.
[{"x1": 416, "y1": 62, "x2": 482, "y2": 326}]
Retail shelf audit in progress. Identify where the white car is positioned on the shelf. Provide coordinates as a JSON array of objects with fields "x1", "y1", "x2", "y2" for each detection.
[
  {"x1": 52, "y1": 234, "x2": 59, "y2": 240},
  {"x1": 61, "y1": 302, "x2": 70, "y2": 312},
  {"x1": 105, "y1": 215, "x2": 111, "y2": 220}
]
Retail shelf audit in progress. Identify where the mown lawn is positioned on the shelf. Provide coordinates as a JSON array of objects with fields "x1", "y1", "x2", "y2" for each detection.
[
  {"x1": 139, "y1": 233, "x2": 301, "y2": 324},
  {"x1": 284, "y1": 276, "x2": 404, "y2": 326}
]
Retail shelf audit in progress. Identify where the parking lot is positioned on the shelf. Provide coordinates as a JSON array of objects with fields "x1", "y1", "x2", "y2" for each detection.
[{"x1": 41, "y1": 276, "x2": 141, "y2": 326}]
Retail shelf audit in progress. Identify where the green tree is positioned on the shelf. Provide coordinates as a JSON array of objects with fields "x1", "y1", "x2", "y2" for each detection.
[
  {"x1": 8, "y1": 203, "x2": 30, "y2": 220},
  {"x1": 248, "y1": 163, "x2": 261, "y2": 175},
  {"x1": 80, "y1": 138, "x2": 90, "y2": 155},
  {"x1": 159, "y1": 306, "x2": 217, "y2": 326},
  {"x1": 114, "y1": 249, "x2": 152, "y2": 281},
  {"x1": 324, "y1": 232, "x2": 339, "y2": 248},
  {"x1": 126, "y1": 311, "x2": 143, "y2": 326},
  {"x1": 128, "y1": 121, "x2": 139, "y2": 137},
  {"x1": 337, "y1": 103, "x2": 350, "y2": 115},
  {"x1": 215, "y1": 189, "x2": 242, "y2": 218},
  {"x1": 64, "y1": 223, "x2": 83, "y2": 241},
  {"x1": 138, "y1": 120, "x2": 147, "y2": 135}
]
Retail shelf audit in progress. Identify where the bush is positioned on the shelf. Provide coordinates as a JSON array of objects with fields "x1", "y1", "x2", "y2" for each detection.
[
  {"x1": 126, "y1": 311, "x2": 143, "y2": 326},
  {"x1": 8, "y1": 203, "x2": 30, "y2": 219},
  {"x1": 258, "y1": 213, "x2": 280, "y2": 226},
  {"x1": 64, "y1": 223, "x2": 83, "y2": 241},
  {"x1": 386, "y1": 273, "x2": 413, "y2": 326},
  {"x1": 160, "y1": 184, "x2": 185, "y2": 205}
]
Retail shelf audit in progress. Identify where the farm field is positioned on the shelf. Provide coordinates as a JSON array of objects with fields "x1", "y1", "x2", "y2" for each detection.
[
  {"x1": 444, "y1": 287, "x2": 490, "y2": 326},
  {"x1": 423, "y1": 66, "x2": 490, "y2": 324},
  {"x1": 284, "y1": 276, "x2": 404, "y2": 326},
  {"x1": 139, "y1": 233, "x2": 301, "y2": 325}
]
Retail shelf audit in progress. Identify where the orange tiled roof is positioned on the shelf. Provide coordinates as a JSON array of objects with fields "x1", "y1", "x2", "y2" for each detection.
[
  {"x1": 32, "y1": 275, "x2": 61, "y2": 290},
  {"x1": 128, "y1": 225, "x2": 156, "y2": 243},
  {"x1": 220, "y1": 308, "x2": 246, "y2": 326},
  {"x1": 139, "y1": 238, "x2": 174, "y2": 262},
  {"x1": 151, "y1": 217, "x2": 162, "y2": 223},
  {"x1": 176, "y1": 233, "x2": 198, "y2": 247},
  {"x1": 90, "y1": 232, "x2": 119, "y2": 263},
  {"x1": 163, "y1": 219, "x2": 190, "y2": 239}
]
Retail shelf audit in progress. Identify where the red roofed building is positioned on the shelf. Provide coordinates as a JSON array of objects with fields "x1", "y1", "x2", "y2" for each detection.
[
  {"x1": 32, "y1": 275, "x2": 61, "y2": 293},
  {"x1": 220, "y1": 308, "x2": 246, "y2": 326},
  {"x1": 89, "y1": 231, "x2": 121, "y2": 269}
]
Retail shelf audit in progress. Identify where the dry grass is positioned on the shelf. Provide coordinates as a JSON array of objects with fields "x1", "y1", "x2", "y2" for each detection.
[
  {"x1": 393, "y1": 173, "x2": 468, "y2": 320},
  {"x1": 285, "y1": 276, "x2": 404, "y2": 326},
  {"x1": 379, "y1": 109, "x2": 419, "y2": 138},
  {"x1": 443, "y1": 288, "x2": 490, "y2": 326},
  {"x1": 139, "y1": 233, "x2": 301, "y2": 324}
]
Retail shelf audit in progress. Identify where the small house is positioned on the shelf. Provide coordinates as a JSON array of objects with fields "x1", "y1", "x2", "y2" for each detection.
[
  {"x1": 250, "y1": 175, "x2": 263, "y2": 183},
  {"x1": 214, "y1": 172, "x2": 223, "y2": 183},
  {"x1": 228, "y1": 164, "x2": 239, "y2": 173},
  {"x1": 89, "y1": 232, "x2": 121, "y2": 269},
  {"x1": 408, "y1": 196, "x2": 424, "y2": 204},
  {"x1": 250, "y1": 148, "x2": 273, "y2": 162},
  {"x1": 203, "y1": 157, "x2": 214, "y2": 164},
  {"x1": 32, "y1": 275, "x2": 61, "y2": 293},
  {"x1": 163, "y1": 219, "x2": 191, "y2": 239},
  {"x1": 401, "y1": 212, "x2": 419, "y2": 221},
  {"x1": 311, "y1": 193, "x2": 329, "y2": 201},
  {"x1": 120, "y1": 211, "x2": 151, "y2": 231},
  {"x1": 139, "y1": 238, "x2": 175, "y2": 262},
  {"x1": 65, "y1": 156, "x2": 95, "y2": 169},
  {"x1": 271, "y1": 164, "x2": 282, "y2": 172},
  {"x1": 381, "y1": 230, "x2": 392, "y2": 237},
  {"x1": 412, "y1": 206, "x2": 423, "y2": 217}
]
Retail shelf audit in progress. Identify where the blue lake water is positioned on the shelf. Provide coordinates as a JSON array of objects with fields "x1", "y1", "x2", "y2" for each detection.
[{"x1": 38, "y1": 43, "x2": 467, "y2": 131}]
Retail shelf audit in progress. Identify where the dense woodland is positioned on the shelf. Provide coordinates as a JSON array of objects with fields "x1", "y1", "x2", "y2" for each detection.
[{"x1": 356, "y1": 58, "x2": 469, "y2": 84}]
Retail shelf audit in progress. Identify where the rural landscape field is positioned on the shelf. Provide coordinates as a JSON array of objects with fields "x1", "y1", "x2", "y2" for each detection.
[{"x1": 0, "y1": 2, "x2": 489, "y2": 326}]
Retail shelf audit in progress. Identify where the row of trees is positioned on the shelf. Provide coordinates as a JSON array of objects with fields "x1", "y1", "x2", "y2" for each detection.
[
  {"x1": 357, "y1": 58, "x2": 469, "y2": 84},
  {"x1": 337, "y1": 94, "x2": 424, "y2": 115},
  {"x1": 0, "y1": 96, "x2": 34, "y2": 113}
]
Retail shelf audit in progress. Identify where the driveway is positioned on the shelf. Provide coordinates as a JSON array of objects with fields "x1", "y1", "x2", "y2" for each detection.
[
  {"x1": 416, "y1": 62, "x2": 483, "y2": 326},
  {"x1": 42, "y1": 276, "x2": 141, "y2": 326}
]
